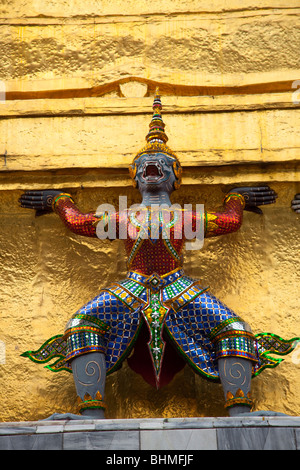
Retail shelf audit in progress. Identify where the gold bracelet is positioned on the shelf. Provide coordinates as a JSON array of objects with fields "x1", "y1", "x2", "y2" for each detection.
[
  {"x1": 52, "y1": 193, "x2": 74, "y2": 212},
  {"x1": 225, "y1": 389, "x2": 254, "y2": 410},
  {"x1": 77, "y1": 392, "x2": 106, "y2": 413},
  {"x1": 224, "y1": 193, "x2": 246, "y2": 209}
]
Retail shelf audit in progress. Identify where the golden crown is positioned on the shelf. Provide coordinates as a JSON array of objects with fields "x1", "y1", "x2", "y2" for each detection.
[{"x1": 129, "y1": 88, "x2": 182, "y2": 189}]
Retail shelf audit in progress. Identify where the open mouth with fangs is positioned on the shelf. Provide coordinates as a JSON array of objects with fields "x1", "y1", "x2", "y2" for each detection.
[{"x1": 142, "y1": 161, "x2": 164, "y2": 182}]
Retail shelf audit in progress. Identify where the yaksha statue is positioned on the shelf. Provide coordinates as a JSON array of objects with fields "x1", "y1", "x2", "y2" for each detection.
[{"x1": 20, "y1": 90, "x2": 299, "y2": 418}]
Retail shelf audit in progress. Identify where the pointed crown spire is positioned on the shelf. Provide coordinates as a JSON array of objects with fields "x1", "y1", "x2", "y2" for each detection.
[
  {"x1": 133, "y1": 87, "x2": 179, "y2": 163},
  {"x1": 130, "y1": 88, "x2": 182, "y2": 189},
  {"x1": 145, "y1": 87, "x2": 168, "y2": 145}
]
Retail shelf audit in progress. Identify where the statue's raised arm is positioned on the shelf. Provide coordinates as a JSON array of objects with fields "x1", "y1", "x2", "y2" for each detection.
[
  {"x1": 20, "y1": 190, "x2": 100, "y2": 237},
  {"x1": 204, "y1": 186, "x2": 277, "y2": 238}
]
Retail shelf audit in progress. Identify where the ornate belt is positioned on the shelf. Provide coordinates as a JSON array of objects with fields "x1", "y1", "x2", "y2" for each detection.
[{"x1": 126, "y1": 268, "x2": 184, "y2": 292}]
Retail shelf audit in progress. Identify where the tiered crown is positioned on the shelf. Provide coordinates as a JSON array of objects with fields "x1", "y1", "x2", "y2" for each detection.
[{"x1": 133, "y1": 88, "x2": 180, "y2": 163}]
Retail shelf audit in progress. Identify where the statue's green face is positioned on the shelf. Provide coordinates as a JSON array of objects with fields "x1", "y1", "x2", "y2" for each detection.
[{"x1": 132, "y1": 152, "x2": 177, "y2": 192}]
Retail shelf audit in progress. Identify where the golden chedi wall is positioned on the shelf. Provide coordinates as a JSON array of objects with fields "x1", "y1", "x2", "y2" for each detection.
[{"x1": 0, "y1": 1, "x2": 299, "y2": 421}]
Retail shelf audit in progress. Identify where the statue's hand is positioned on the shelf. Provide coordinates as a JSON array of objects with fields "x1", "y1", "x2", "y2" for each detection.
[
  {"x1": 291, "y1": 194, "x2": 300, "y2": 214},
  {"x1": 229, "y1": 186, "x2": 278, "y2": 214},
  {"x1": 19, "y1": 190, "x2": 62, "y2": 216}
]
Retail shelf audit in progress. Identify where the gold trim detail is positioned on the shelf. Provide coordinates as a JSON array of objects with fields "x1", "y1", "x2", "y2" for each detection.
[
  {"x1": 224, "y1": 389, "x2": 254, "y2": 410},
  {"x1": 77, "y1": 391, "x2": 106, "y2": 413},
  {"x1": 52, "y1": 193, "x2": 74, "y2": 212}
]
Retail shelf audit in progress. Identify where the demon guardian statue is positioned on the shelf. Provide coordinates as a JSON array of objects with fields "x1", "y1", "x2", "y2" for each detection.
[{"x1": 20, "y1": 90, "x2": 299, "y2": 419}]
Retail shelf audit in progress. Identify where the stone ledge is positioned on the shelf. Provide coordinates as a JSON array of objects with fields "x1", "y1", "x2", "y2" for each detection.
[{"x1": 0, "y1": 416, "x2": 299, "y2": 450}]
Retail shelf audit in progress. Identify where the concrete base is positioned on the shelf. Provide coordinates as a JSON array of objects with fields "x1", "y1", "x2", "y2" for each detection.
[{"x1": 0, "y1": 416, "x2": 299, "y2": 451}]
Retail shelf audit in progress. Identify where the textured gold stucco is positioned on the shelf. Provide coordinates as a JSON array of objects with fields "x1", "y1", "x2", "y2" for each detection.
[
  {"x1": 0, "y1": 184, "x2": 299, "y2": 421},
  {"x1": 0, "y1": 1, "x2": 299, "y2": 421}
]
